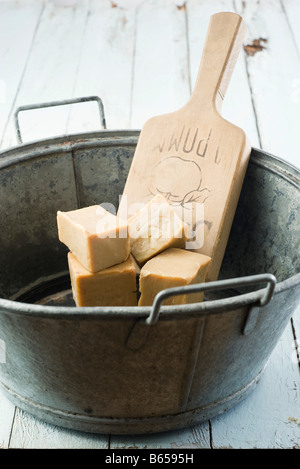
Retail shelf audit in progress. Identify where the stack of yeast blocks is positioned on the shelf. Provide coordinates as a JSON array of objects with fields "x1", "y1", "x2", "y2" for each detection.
[
  {"x1": 57, "y1": 205, "x2": 138, "y2": 307},
  {"x1": 127, "y1": 194, "x2": 211, "y2": 306},
  {"x1": 57, "y1": 194, "x2": 211, "y2": 307}
]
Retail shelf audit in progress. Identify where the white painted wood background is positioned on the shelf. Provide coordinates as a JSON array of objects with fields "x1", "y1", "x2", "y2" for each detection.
[{"x1": 0, "y1": 0, "x2": 299, "y2": 449}]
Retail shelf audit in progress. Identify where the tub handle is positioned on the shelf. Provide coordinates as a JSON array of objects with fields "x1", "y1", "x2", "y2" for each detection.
[
  {"x1": 14, "y1": 96, "x2": 106, "y2": 144},
  {"x1": 126, "y1": 273, "x2": 276, "y2": 350},
  {"x1": 147, "y1": 273, "x2": 277, "y2": 326}
]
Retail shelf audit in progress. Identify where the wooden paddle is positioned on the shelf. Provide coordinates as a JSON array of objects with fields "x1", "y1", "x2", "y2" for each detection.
[{"x1": 118, "y1": 12, "x2": 251, "y2": 282}]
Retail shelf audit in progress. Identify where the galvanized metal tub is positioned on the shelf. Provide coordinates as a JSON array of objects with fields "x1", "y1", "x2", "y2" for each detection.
[{"x1": 0, "y1": 101, "x2": 299, "y2": 434}]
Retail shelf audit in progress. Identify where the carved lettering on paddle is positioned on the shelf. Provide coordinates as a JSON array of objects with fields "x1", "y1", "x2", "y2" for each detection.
[{"x1": 153, "y1": 127, "x2": 216, "y2": 161}]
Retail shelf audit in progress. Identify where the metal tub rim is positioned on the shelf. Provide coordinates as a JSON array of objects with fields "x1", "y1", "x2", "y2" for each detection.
[{"x1": 0, "y1": 128, "x2": 299, "y2": 183}]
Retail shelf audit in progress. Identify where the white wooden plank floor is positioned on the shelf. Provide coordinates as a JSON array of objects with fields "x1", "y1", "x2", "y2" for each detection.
[{"x1": 0, "y1": 0, "x2": 299, "y2": 449}]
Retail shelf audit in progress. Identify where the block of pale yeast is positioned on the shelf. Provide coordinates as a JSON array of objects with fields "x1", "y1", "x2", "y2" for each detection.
[
  {"x1": 138, "y1": 248, "x2": 211, "y2": 306},
  {"x1": 128, "y1": 194, "x2": 188, "y2": 265},
  {"x1": 57, "y1": 205, "x2": 130, "y2": 273},
  {"x1": 68, "y1": 252, "x2": 139, "y2": 307}
]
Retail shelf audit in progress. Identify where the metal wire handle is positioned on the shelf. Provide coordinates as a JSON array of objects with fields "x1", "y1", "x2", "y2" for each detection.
[
  {"x1": 14, "y1": 96, "x2": 106, "y2": 144},
  {"x1": 147, "y1": 273, "x2": 277, "y2": 326}
]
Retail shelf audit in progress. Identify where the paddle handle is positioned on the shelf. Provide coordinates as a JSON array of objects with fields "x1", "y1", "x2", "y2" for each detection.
[{"x1": 189, "y1": 12, "x2": 247, "y2": 113}]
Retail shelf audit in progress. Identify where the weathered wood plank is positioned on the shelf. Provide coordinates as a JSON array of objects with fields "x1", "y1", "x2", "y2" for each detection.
[
  {"x1": 68, "y1": 0, "x2": 136, "y2": 132},
  {"x1": 281, "y1": 0, "x2": 300, "y2": 142},
  {"x1": 0, "y1": 0, "x2": 44, "y2": 149},
  {"x1": 1, "y1": 0, "x2": 89, "y2": 148},
  {"x1": 281, "y1": 0, "x2": 300, "y2": 55},
  {"x1": 129, "y1": 0, "x2": 190, "y2": 129},
  {"x1": 210, "y1": 321, "x2": 300, "y2": 449},
  {"x1": 0, "y1": 390, "x2": 15, "y2": 449},
  {"x1": 235, "y1": 0, "x2": 300, "y2": 168},
  {"x1": 110, "y1": 422, "x2": 211, "y2": 449},
  {"x1": 9, "y1": 408, "x2": 109, "y2": 449}
]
